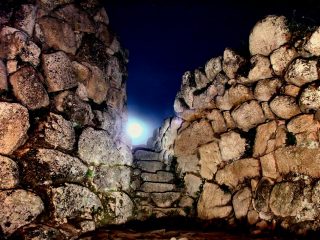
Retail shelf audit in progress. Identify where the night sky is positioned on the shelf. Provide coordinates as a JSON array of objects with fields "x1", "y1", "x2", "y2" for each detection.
[{"x1": 104, "y1": 0, "x2": 320, "y2": 142}]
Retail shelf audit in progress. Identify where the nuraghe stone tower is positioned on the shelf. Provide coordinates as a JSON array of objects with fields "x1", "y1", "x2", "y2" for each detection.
[{"x1": 2, "y1": 0, "x2": 320, "y2": 239}]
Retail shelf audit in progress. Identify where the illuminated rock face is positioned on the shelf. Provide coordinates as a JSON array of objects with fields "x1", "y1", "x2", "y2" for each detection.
[
  {"x1": 0, "y1": 0, "x2": 131, "y2": 238},
  {"x1": 137, "y1": 15, "x2": 320, "y2": 236}
]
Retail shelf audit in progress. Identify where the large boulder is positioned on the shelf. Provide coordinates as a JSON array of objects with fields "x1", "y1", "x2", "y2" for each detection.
[
  {"x1": 275, "y1": 147, "x2": 320, "y2": 177},
  {"x1": 0, "y1": 190, "x2": 44, "y2": 235},
  {"x1": 51, "y1": 184, "x2": 102, "y2": 221},
  {"x1": 197, "y1": 183, "x2": 232, "y2": 219},
  {"x1": 215, "y1": 158, "x2": 260, "y2": 188},
  {"x1": 219, "y1": 131, "x2": 246, "y2": 161},
  {"x1": 0, "y1": 102, "x2": 29, "y2": 155},
  {"x1": 299, "y1": 84, "x2": 320, "y2": 111},
  {"x1": 232, "y1": 187, "x2": 252, "y2": 219},
  {"x1": 284, "y1": 58, "x2": 318, "y2": 87},
  {"x1": 0, "y1": 156, "x2": 19, "y2": 190},
  {"x1": 10, "y1": 66, "x2": 49, "y2": 110},
  {"x1": 78, "y1": 127, "x2": 130, "y2": 166},
  {"x1": 270, "y1": 96, "x2": 301, "y2": 119},
  {"x1": 174, "y1": 120, "x2": 214, "y2": 157},
  {"x1": 304, "y1": 27, "x2": 320, "y2": 56},
  {"x1": 199, "y1": 141, "x2": 222, "y2": 179},
  {"x1": 249, "y1": 15, "x2": 291, "y2": 56}
]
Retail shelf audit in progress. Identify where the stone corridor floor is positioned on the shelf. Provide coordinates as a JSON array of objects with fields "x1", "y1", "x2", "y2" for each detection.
[{"x1": 78, "y1": 229, "x2": 316, "y2": 240}]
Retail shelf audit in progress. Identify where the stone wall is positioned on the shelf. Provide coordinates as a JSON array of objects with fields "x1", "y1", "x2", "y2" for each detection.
[
  {"x1": 0, "y1": 0, "x2": 133, "y2": 239},
  {"x1": 138, "y1": 15, "x2": 320, "y2": 235}
]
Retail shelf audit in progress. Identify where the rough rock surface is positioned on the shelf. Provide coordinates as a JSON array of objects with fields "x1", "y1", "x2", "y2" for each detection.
[
  {"x1": 215, "y1": 158, "x2": 260, "y2": 188},
  {"x1": 197, "y1": 183, "x2": 232, "y2": 219},
  {"x1": 249, "y1": 15, "x2": 291, "y2": 56},
  {"x1": 219, "y1": 131, "x2": 246, "y2": 161},
  {"x1": 0, "y1": 156, "x2": 19, "y2": 189},
  {"x1": 0, "y1": 190, "x2": 44, "y2": 235},
  {"x1": 0, "y1": 102, "x2": 29, "y2": 155},
  {"x1": 269, "y1": 96, "x2": 301, "y2": 119},
  {"x1": 51, "y1": 184, "x2": 102, "y2": 220},
  {"x1": 232, "y1": 187, "x2": 252, "y2": 219}
]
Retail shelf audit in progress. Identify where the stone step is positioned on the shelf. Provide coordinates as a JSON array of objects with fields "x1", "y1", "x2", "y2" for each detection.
[
  {"x1": 141, "y1": 171, "x2": 174, "y2": 183},
  {"x1": 135, "y1": 160, "x2": 164, "y2": 173},
  {"x1": 134, "y1": 149, "x2": 160, "y2": 161},
  {"x1": 140, "y1": 182, "x2": 175, "y2": 193}
]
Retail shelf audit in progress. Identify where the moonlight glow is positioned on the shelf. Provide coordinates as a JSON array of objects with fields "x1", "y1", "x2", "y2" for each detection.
[{"x1": 126, "y1": 117, "x2": 151, "y2": 145}]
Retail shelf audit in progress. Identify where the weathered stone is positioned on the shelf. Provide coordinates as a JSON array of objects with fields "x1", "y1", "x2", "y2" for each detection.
[
  {"x1": 96, "y1": 24, "x2": 113, "y2": 46},
  {"x1": 197, "y1": 183, "x2": 232, "y2": 219},
  {"x1": 38, "y1": 17, "x2": 77, "y2": 54},
  {"x1": 107, "y1": 56, "x2": 123, "y2": 89},
  {"x1": 24, "y1": 149, "x2": 87, "y2": 185},
  {"x1": 304, "y1": 27, "x2": 320, "y2": 56},
  {"x1": 0, "y1": 59, "x2": 8, "y2": 90},
  {"x1": 104, "y1": 191, "x2": 133, "y2": 224},
  {"x1": 270, "y1": 96, "x2": 301, "y2": 119},
  {"x1": 42, "y1": 51, "x2": 77, "y2": 92},
  {"x1": 199, "y1": 141, "x2": 222, "y2": 180},
  {"x1": 54, "y1": 4, "x2": 95, "y2": 33},
  {"x1": 94, "y1": 109, "x2": 122, "y2": 137},
  {"x1": 260, "y1": 153, "x2": 280, "y2": 179},
  {"x1": 231, "y1": 100, "x2": 265, "y2": 131},
  {"x1": 205, "y1": 56, "x2": 222, "y2": 80},
  {"x1": 0, "y1": 156, "x2": 19, "y2": 190},
  {"x1": 44, "y1": 113, "x2": 75, "y2": 151},
  {"x1": 275, "y1": 147, "x2": 320, "y2": 177},
  {"x1": 20, "y1": 40, "x2": 41, "y2": 66},
  {"x1": 219, "y1": 131, "x2": 246, "y2": 161},
  {"x1": 0, "y1": 190, "x2": 44, "y2": 235},
  {"x1": 232, "y1": 187, "x2": 252, "y2": 219},
  {"x1": 248, "y1": 55, "x2": 273, "y2": 82},
  {"x1": 82, "y1": 63, "x2": 108, "y2": 104},
  {"x1": 184, "y1": 174, "x2": 202, "y2": 198},
  {"x1": 312, "y1": 180, "x2": 320, "y2": 204},
  {"x1": 269, "y1": 182, "x2": 301, "y2": 217},
  {"x1": 194, "y1": 69, "x2": 210, "y2": 89},
  {"x1": 6, "y1": 60, "x2": 17, "y2": 74},
  {"x1": 261, "y1": 102, "x2": 276, "y2": 120},
  {"x1": 223, "y1": 111, "x2": 236, "y2": 129},
  {"x1": 78, "y1": 128, "x2": 130, "y2": 166},
  {"x1": 284, "y1": 58, "x2": 318, "y2": 87},
  {"x1": 253, "y1": 121, "x2": 277, "y2": 157},
  {"x1": 192, "y1": 84, "x2": 217, "y2": 110},
  {"x1": 94, "y1": 7, "x2": 109, "y2": 24},
  {"x1": 176, "y1": 155, "x2": 200, "y2": 175},
  {"x1": 253, "y1": 178, "x2": 274, "y2": 213},
  {"x1": 215, "y1": 84, "x2": 254, "y2": 111},
  {"x1": 215, "y1": 158, "x2": 261, "y2": 188},
  {"x1": 38, "y1": 0, "x2": 74, "y2": 11},
  {"x1": 141, "y1": 171, "x2": 174, "y2": 183},
  {"x1": 136, "y1": 160, "x2": 164, "y2": 173},
  {"x1": 140, "y1": 182, "x2": 175, "y2": 193},
  {"x1": 55, "y1": 91, "x2": 94, "y2": 126},
  {"x1": 94, "y1": 165, "x2": 131, "y2": 192},
  {"x1": 13, "y1": 4, "x2": 36, "y2": 36},
  {"x1": 284, "y1": 84, "x2": 300, "y2": 97},
  {"x1": 213, "y1": 73, "x2": 229, "y2": 96},
  {"x1": 287, "y1": 114, "x2": 318, "y2": 134},
  {"x1": 151, "y1": 192, "x2": 181, "y2": 208},
  {"x1": 134, "y1": 150, "x2": 160, "y2": 161},
  {"x1": 0, "y1": 102, "x2": 29, "y2": 155},
  {"x1": 299, "y1": 84, "x2": 320, "y2": 111},
  {"x1": 10, "y1": 66, "x2": 49, "y2": 110},
  {"x1": 222, "y1": 48, "x2": 245, "y2": 79},
  {"x1": 249, "y1": 15, "x2": 291, "y2": 56},
  {"x1": 51, "y1": 183, "x2": 102, "y2": 220},
  {"x1": 207, "y1": 109, "x2": 227, "y2": 133},
  {"x1": 270, "y1": 45, "x2": 298, "y2": 76},
  {"x1": 106, "y1": 87, "x2": 126, "y2": 112},
  {"x1": 254, "y1": 78, "x2": 282, "y2": 101},
  {"x1": 0, "y1": 29, "x2": 27, "y2": 59},
  {"x1": 174, "y1": 120, "x2": 214, "y2": 157},
  {"x1": 247, "y1": 210, "x2": 259, "y2": 225}
]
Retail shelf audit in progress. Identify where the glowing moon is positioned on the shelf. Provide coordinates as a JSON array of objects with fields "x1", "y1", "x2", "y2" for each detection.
[
  {"x1": 126, "y1": 117, "x2": 151, "y2": 145},
  {"x1": 127, "y1": 122, "x2": 143, "y2": 139}
]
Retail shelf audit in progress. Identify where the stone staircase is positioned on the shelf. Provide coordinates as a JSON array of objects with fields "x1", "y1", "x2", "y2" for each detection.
[{"x1": 131, "y1": 148, "x2": 190, "y2": 220}]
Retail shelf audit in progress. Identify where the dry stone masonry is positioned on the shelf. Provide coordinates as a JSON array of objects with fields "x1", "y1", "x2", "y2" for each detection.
[
  {"x1": 2, "y1": 1, "x2": 320, "y2": 238},
  {"x1": 142, "y1": 15, "x2": 320, "y2": 236},
  {"x1": 0, "y1": 0, "x2": 132, "y2": 239}
]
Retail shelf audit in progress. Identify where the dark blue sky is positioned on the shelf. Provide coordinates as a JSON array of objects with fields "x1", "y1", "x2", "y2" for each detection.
[{"x1": 105, "y1": 0, "x2": 320, "y2": 130}]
